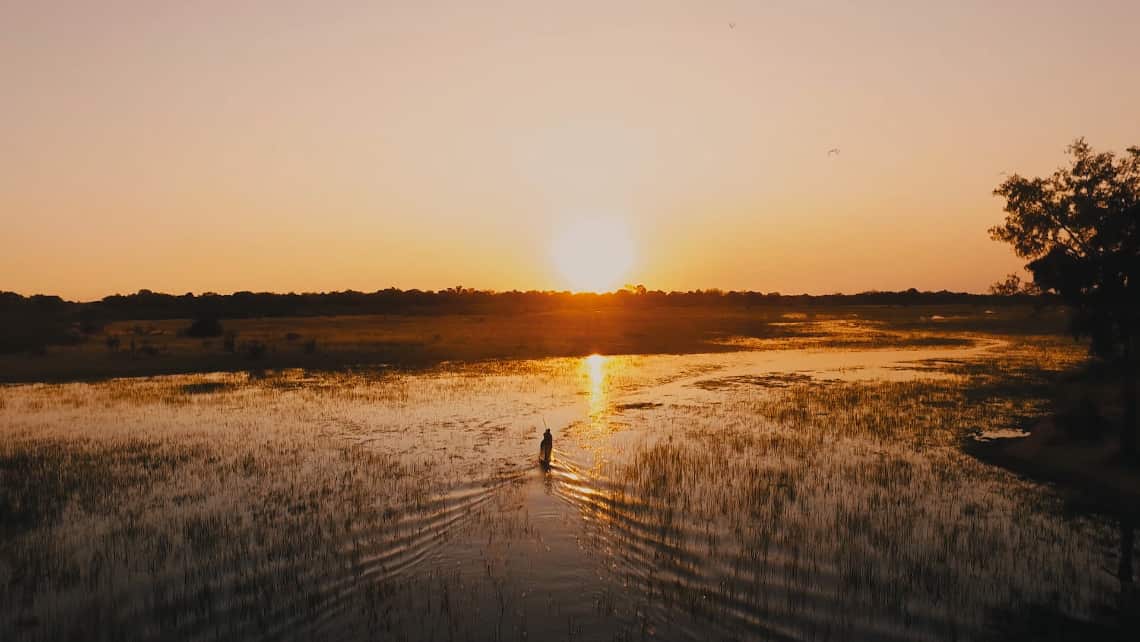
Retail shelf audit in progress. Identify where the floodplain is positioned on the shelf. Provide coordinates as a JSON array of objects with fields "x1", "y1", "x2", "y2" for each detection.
[{"x1": 2, "y1": 310, "x2": 1135, "y2": 641}]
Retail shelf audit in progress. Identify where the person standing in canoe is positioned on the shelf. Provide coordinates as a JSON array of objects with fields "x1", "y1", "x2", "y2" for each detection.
[{"x1": 539, "y1": 427, "x2": 553, "y2": 466}]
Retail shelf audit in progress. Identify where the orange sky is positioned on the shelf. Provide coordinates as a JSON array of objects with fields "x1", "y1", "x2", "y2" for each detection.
[{"x1": 3, "y1": 1, "x2": 1139, "y2": 300}]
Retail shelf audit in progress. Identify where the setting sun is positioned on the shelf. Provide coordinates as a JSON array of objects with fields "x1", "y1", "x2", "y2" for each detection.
[{"x1": 550, "y1": 218, "x2": 635, "y2": 292}]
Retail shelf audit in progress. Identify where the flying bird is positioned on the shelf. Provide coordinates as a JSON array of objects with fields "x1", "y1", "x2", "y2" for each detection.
[
  {"x1": 729, "y1": 22, "x2": 735, "y2": 29},
  {"x1": 827, "y1": 148, "x2": 840, "y2": 157}
]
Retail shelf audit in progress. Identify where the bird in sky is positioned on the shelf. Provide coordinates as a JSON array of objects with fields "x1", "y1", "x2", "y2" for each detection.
[
  {"x1": 827, "y1": 148, "x2": 841, "y2": 157},
  {"x1": 729, "y1": 22, "x2": 735, "y2": 29}
]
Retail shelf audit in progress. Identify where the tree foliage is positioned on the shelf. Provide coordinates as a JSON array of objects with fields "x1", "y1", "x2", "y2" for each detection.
[
  {"x1": 991, "y1": 139, "x2": 1140, "y2": 359},
  {"x1": 991, "y1": 139, "x2": 1140, "y2": 459},
  {"x1": 988, "y1": 273, "x2": 1041, "y2": 297}
]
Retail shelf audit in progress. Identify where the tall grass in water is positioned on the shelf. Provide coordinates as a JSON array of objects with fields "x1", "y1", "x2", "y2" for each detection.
[{"x1": 0, "y1": 334, "x2": 1128, "y2": 641}]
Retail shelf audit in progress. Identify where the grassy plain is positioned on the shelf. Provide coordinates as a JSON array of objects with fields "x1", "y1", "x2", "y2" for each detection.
[{"x1": 0, "y1": 304, "x2": 1069, "y2": 383}]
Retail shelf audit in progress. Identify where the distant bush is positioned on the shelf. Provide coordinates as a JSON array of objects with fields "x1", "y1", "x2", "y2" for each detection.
[
  {"x1": 223, "y1": 331, "x2": 238, "y2": 353},
  {"x1": 185, "y1": 317, "x2": 223, "y2": 338}
]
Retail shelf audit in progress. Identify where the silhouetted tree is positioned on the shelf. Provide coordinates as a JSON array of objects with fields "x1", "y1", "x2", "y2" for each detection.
[
  {"x1": 991, "y1": 139, "x2": 1140, "y2": 459},
  {"x1": 989, "y1": 273, "x2": 1025, "y2": 296}
]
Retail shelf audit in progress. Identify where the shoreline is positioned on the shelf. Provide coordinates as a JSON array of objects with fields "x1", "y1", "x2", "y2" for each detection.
[{"x1": 968, "y1": 416, "x2": 1140, "y2": 512}]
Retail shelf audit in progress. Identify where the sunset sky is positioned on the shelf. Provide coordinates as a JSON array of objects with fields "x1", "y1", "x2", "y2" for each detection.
[{"x1": 3, "y1": 1, "x2": 1139, "y2": 300}]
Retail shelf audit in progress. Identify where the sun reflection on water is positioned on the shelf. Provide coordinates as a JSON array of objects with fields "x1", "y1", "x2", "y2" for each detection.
[{"x1": 583, "y1": 353, "x2": 608, "y2": 416}]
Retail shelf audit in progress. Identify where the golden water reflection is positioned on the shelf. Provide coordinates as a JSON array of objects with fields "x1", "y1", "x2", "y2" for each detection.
[
  {"x1": 583, "y1": 353, "x2": 608, "y2": 416},
  {"x1": 573, "y1": 353, "x2": 622, "y2": 459}
]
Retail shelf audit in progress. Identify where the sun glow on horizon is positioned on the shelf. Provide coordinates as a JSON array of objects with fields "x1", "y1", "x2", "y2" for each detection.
[{"x1": 550, "y1": 218, "x2": 635, "y2": 293}]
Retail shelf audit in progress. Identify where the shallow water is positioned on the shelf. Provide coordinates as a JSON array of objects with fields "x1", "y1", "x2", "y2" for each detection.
[{"x1": 0, "y1": 339, "x2": 1132, "y2": 641}]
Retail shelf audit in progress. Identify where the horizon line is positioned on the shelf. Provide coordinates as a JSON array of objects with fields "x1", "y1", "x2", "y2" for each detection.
[{"x1": 4, "y1": 285, "x2": 1039, "y2": 305}]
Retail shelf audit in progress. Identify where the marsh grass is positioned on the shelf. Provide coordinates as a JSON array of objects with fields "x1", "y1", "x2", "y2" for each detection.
[
  {"x1": 547, "y1": 335, "x2": 1125, "y2": 640},
  {"x1": 0, "y1": 327, "x2": 1130, "y2": 641}
]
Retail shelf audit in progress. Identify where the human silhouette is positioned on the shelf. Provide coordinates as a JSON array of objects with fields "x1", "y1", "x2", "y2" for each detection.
[{"x1": 539, "y1": 428, "x2": 553, "y2": 465}]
